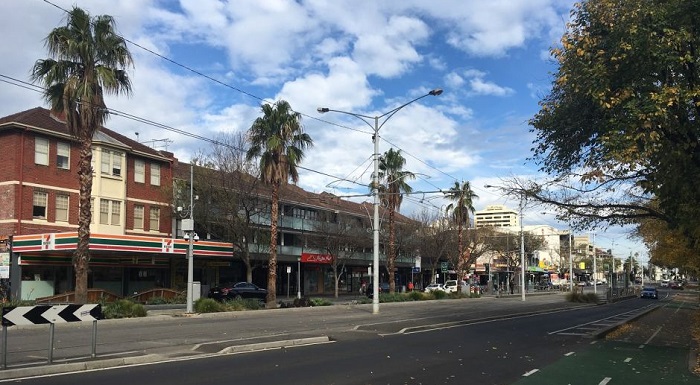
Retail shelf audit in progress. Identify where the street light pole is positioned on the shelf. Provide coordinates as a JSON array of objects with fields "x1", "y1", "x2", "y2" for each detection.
[
  {"x1": 318, "y1": 88, "x2": 442, "y2": 314},
  {"x1": 569, "y1": 228, "x2": 573, "y2": 293},
  {"x1": 186, "y1": 163, "x2": 195, "y2": 313},
  {"x1": 592, "y1": 232, "x2": 597, "y2": 295},
  {"x1": 519, "y1": 194, "x2": 525, "y2": 301}
]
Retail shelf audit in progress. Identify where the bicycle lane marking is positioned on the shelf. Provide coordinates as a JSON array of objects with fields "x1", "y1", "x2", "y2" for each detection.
[{"x1": 510, "y1": 340, "x2": 694, "y2": 385}]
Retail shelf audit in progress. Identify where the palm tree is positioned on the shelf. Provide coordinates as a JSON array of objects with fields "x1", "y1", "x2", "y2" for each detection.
[
  {"x1": 31, "y1": 7, "x2": 133, "y2": 304},
  {"x1": 444, "y1": 180, "x2": 478, "y2": 294},
  {"x1": 376, "y1": 148, "x2": 415, "y2": 293},
  {"x1": 246, "y1": 100, "x2": 313, "y2": 308}
]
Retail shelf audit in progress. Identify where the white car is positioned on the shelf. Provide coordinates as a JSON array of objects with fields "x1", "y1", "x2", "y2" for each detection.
[
  {"x1": 424, "y1": 283, "x2": 445, "y2": 292},
  {"x1": 443, "y1": 280, "x2": 469, "y2": 293}
]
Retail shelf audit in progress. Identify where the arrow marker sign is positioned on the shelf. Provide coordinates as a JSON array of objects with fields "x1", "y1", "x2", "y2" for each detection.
[{"x1": 2, "y1": 305, "x2": 103, "y2": 326}]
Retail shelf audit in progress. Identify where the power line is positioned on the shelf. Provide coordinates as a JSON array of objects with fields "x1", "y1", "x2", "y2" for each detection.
[{"x1": 40, "y1": 0, "x2": 458, "y2": 187}]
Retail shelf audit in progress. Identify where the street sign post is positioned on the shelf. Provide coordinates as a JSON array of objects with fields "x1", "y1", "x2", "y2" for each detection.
[{"x1": 2, "y1": 304, "x2": 103, "y2": 368}]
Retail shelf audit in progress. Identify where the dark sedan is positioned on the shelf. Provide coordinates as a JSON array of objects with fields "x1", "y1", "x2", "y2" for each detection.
[
  {"x1": 640, "y1": 287, "x2": 658, "y2": 299},
  {"x1": 209, "y1": 282, "x2": 268, "y2": 301}
]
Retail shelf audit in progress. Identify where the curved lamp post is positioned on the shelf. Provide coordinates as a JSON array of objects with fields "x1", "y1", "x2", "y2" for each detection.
[{"x1": 318, "y1": 88, "x2": 442, "y2": 314}]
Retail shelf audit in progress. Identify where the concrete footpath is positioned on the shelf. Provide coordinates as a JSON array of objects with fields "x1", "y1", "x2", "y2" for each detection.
[{"x1": 0, "y1": 291, "x2": 655, "y2": 381}]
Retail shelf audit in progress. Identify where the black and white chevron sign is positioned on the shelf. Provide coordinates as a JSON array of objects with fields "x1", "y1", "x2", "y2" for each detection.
[{"x1": 1, "y1": 304, "x2": 103, "y2": 326}]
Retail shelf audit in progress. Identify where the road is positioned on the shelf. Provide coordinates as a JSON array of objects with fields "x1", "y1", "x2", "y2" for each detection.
[{"x1": 1, "y1": 290, "x2": 697, "y2": 384}]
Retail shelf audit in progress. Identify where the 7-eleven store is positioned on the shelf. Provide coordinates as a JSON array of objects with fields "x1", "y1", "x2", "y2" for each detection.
[{"x1": 9, "y1": 232, "x2": 233, "y2": 301}]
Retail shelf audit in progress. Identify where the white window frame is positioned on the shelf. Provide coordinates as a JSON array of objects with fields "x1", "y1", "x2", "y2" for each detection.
[
  {"x1": 33, "y1": 191, "x2": 48, "y2": 218},
  {"x1": 149, "y1": 207, "x2": 160, "y2": 231},
  {"x1": 134, "y1": 160, "x2": 145, "y2": 183},
  {"x1": 134, "y1": 205, "x2": 144, "y2": 229},
  {"x1": 101, "y1": 150, "x2": 123, "y2": 177},
  {"x1": 35, "y1": 137, "x2": 49, "y2": 165},
  {"x1": 55, "y1": 194, "x2": 69, "y2": 222},
  {"x1": 99, "y1": 199, "x2": 122, "y2": 225},
  {"x1": 150, "y1": 163, "x2": 161, "y2": 186},
  {"x1": 57, "y1": 142, "x2": 70, "y2": 169}
]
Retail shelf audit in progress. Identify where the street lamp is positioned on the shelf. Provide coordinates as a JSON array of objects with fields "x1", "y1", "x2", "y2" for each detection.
[
  {"x1": 297, "y1": 256, "x2": 301, "y2": 299},
  {"x1": 318, "y1": 88, "x2": 442, "y2": 314},
  {"x1": 178, "y1": 163, "x2": 199, "y2": 313}
]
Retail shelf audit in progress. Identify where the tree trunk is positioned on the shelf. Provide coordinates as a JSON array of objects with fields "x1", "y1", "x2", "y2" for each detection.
[
  {"x1": 456, "y1": 222, "x2": 463, "y2": 294},
  {"x1": 73, "y1": 141, "x2": 93, "y2": 304},
  {"x1": 266, "y1": 182, "x2": 279, "y2": 308},
  {"x1": 388, "y1": 208, "x2": 396, "y2": 293}
]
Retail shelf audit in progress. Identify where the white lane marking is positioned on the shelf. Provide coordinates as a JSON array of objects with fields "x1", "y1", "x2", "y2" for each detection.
[
  {"x1": 564, "y1": 352, "x2": 575, "y2": 356},
  {"x1": 590, "y1": 341, "x2": 598, "y2": 345},
  {"x1": 641, "y1": 326, "x2": 663, "y2": 348},
  {"x1": 624, "y1": 357, "x2": 632, "y2": 363},
  {"x1": 599, "y1": 377, "x2": 612, "y2": 385},
  {"x1": 523, "y1": 369, "x2": 539, "y2": 377}
]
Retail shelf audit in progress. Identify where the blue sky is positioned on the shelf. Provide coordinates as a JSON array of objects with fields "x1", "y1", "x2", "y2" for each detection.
[{"x1": 0, "y1": 0, "x2": 647, "y2": 259}]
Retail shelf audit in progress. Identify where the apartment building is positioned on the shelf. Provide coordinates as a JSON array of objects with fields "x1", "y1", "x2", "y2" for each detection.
[
  {"x1": 0, "y1": 107, "x2": 419, "y2": 300},
  {"x1": 0, "y1": 107, "x2": 232, "y2": 300},
  {"x1": 474, "y1": 205, "x2": 519, "y2": 228}
]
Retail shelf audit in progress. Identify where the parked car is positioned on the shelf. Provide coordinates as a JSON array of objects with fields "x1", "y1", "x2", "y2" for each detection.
[
  {"x1": 444, "y1": 280, "x2": 469, "y2": 293},
  {"x1": 640, "y1": 287, "x2": 658, "y2": 299},
  {"x1": 208, "y1": 282, "x2": 268, "y2": 301},
  {"x1": 660, "y1": 279, "x2": 670, "y2": 287},
  {"x1": 366, "y1": 282, "x2": 391, "y2": 298},
  {"x1": 424, "y1": 283, "x2": 445, "y2": 292},
  {"x1": 669, "y1": 281, "x2": 684, "y2": 290}
]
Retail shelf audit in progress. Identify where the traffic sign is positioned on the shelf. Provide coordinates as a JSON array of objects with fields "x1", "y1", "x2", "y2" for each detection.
[
  {"x1": 2, "y1": 304, "x2": 103, "y2": 326},
  {"x1": 441, "y1": 262, "x2": 448, "y2": 272},
  {"x1": 412, "y1": 266, "x2": 421, "y2": 273}
]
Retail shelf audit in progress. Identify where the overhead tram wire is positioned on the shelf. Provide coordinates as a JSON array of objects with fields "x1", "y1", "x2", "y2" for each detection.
[
  {"x1": 0, "y1": 74, "x2": 367, "y2": 189},
  {"x1": 39, "y1": 0, "x2": 457, "y2": 192}
]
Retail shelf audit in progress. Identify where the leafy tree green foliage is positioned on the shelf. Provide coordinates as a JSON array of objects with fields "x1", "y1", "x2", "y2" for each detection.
[
  {"x1": 529, "y1": 0, "x2": 700, "y2": 253},
  {"x1": 246, "y1": 100, "x2": 313, "y2": 308},
  {"x1": 374, "y1": 148, "x2": 415, "y2": 293},
  {"x1": 31, "y1": 7, "x2": 133, "y2": 303}
]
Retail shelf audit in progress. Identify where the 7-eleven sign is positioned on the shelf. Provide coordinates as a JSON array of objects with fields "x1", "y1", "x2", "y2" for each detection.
[
  {"x1": 41, "y1": 234, "x2": 55, "y2": 251},
  {"x1": 161, "y1": 238, "x2": 174, "y2": 253}
]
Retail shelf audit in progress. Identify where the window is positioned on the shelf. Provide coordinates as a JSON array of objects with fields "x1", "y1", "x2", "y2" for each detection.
[
  {"x1": 149, "y1": 207, "x2": 160, "y2": 231},
  {"x1": 100, "y1": 200, "x2": 109, "y2": 224},
  {"x1": 101, "y1": 150, "x2": 123, "y2": 177},
  {"x1": 150, "y1": 163, "x2": 160, "y2": 186},
  {"x1": 35, "y1": 137, "x2": 49, "y2": 165},
  {"x1": 56, "y1": 194, "x2": 69, "y2": 222},
  {"x1": 99, "y1": 199, "x2": 121, "y2": 225},
  {"x1": 111, "y1": 201, "x2": 121, "y2": 225},
  {"x1": 57, "y1": 142, "x2": 70, "y2": 169},
  {"x1": 134, "y1": 205, "x2": 144, "y2": 229},
  {"x1": 134, "y1": 160, "x2": 145, "y2": 183},
  {"x1": 33, "y1": 191, "x2": 48, "y2": 218}
]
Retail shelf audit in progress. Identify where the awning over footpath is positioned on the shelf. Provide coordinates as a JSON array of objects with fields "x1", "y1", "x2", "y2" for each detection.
[{"x1": 11, "y1": 232, "x2": 233, "y2": 257}]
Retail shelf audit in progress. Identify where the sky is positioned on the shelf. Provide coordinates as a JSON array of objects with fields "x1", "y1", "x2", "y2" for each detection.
[{"x1": 0, "y1": 0, "x2": 647, "y2": 260}]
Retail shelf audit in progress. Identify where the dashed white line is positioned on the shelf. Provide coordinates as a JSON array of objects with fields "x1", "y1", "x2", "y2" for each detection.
[
  {"x1": 624, "y1": 357, "x2": 632, "y2": 363},
  {"x1": 523, "y1": 369, "x2": 539, "y2": 377},
  {"x1": 599, "y1": 377, "x2": 612, "y2": 385},
  {"x1": 564, "y1": 352, "x2": 575, "y2": 356}
]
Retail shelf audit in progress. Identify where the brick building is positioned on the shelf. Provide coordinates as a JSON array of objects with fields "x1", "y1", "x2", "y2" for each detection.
[{"x1": 0, "y1": 107, "x2": 232, "y2": 300}]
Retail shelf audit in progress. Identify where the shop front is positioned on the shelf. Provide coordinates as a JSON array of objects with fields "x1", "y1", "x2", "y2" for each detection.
[{"x1": 9, "y1": 232, "x2": 233, "y2": 301}]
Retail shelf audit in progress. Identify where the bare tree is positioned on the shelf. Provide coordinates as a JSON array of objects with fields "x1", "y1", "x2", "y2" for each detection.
[{"x1": 307, "y1": 212, "x2": 370, "y2": 297}]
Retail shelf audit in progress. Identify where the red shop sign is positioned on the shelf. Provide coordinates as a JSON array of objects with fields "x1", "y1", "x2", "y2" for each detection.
[{"x1": 301, "y1": 252, "x2": 333, "y2": 264}]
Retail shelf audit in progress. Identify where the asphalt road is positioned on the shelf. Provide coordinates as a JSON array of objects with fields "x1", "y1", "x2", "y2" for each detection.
[{"x1": 1, "y1": 290, "x2": 695, "y2": 384}]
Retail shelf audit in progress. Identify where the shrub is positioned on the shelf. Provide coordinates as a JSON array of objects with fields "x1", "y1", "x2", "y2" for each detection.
[
  {"x1": 145, "y1": 296, "x2": 169, "y2": 305},
  {"x1": 431, "y1": 290, "x2": 448, "y2": 300},
  {"x1": 309, "y1": 298, "x2": 332, "y2": 306},
  {"x1": 565, "y1": 292, "x2": 599, "y2": 304},
  {"x1": 407, "y1": 291, "x2": 426, "y2": 301},
  {"x1": 222, "y1": 297, "x2": 263, "y2": 311},
  {"x1": 103, "y1": 299, "x2": 147, "y2": 319},
  {"x1": 194, "y1": 298, "x2": 223, "y2": 313}
]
